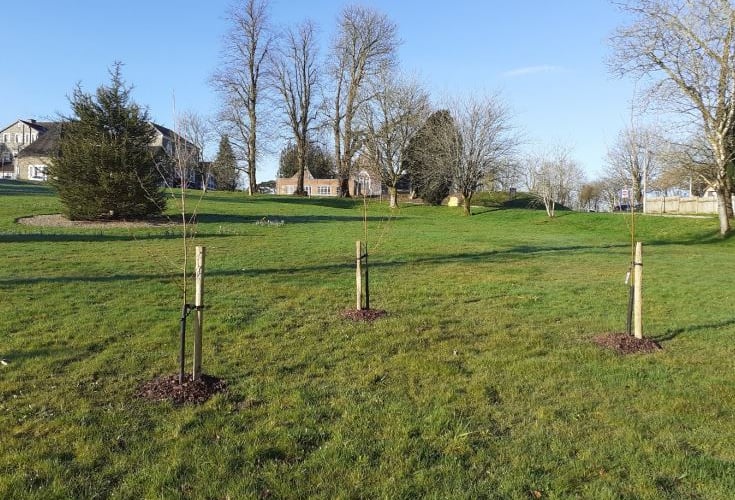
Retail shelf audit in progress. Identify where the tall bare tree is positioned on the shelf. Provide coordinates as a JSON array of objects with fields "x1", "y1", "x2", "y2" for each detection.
[
  {"x1": 658, "y1": 134, "x2": 720, "y2": 195},
  {"x1": 526, "y1": 146, "x2": 584, "y2": 217},
  {"x1": 611, "y1": 0, "x2": 735, "y2": 235},
  {"x1": 447, "y1": 94, "x2": 518, "y2": 216},
  {"x1": 605, "y1": 125, "x2": 661, "y2": 208},
  {"x1": 330, "y1": 5, "x2": 399, "y2": 197},
  {"x1": 271, "y1": 20, "x2": 320, "y2": 196},
  {"x1": 179, "y1": 111, "x2": 215, "y2": 190},
  {"x1": 361, "y1": 73, "x2": 429, "y2": 208},
  {"x1": 212, "y1": 0, "x2": 273, "y2": 196}
]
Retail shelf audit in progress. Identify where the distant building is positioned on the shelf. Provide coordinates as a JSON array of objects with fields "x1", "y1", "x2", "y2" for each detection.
[
  {"x1": 16, "y1": 123, "x2": 62, "y2": 181},
  {"x1": 1, "y1": 118, "x2": 201, "y2": 185},
  {"x1": 0, "y1": 119, "x2": 54, "y2": 179},
  {"x1": 276, "y1": 169, "x2": 341, "y2": 196},
  {"x1": 276, "y1": 167, "x2": 387, "y2": 197}
]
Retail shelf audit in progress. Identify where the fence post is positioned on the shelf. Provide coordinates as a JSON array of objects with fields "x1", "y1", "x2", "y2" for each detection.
[
  {"x1": 633, "y1": 242, "x2": 643, "y2": 339},
  {"x1": 192, "y1": 246, "x2": 205, "y2": 380}
]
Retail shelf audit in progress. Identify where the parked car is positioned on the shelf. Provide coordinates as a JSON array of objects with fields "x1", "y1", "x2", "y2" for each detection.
[{"x1": 613, "y1": 203, "x2": 642, "y2": 212}]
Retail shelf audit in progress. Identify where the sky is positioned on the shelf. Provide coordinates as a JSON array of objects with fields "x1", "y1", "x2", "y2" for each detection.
[{"x1": 2, "y1": 0, "x2": 640, "y2": 183}]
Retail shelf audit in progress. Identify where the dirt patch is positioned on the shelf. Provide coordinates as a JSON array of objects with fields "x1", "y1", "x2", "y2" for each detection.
[
  {"x1": 593, "y1": 333, "x2": 662, "y2": 354},
  {"x1": 17, "y1": 213, "x2": 177, "y2": 229},
  {"x1": 341, "y1": 308, "x2": 388, "y2": 322},
  {"x1": 136, "y1": 374, "x2": 227, "y2": 405}
]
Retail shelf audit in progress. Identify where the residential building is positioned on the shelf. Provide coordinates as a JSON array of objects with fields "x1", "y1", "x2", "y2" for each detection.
[
  {"x1": 276, "y1": 169, "x2": 341, "y2": 196},
  {"x1": 16, "y1": 123, "x2": 62, "y2": 181},
  {"x1": 3, "y1": 118, "x2": 201, "y2": 185},
  {"x1": 0, "y1": 119, "x2": 54, "y2": 179}
]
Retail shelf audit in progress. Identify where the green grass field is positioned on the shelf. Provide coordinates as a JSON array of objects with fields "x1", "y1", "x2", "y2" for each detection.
[{"x1": 1, "y1": 180, "x2": 734, "y2": 499}]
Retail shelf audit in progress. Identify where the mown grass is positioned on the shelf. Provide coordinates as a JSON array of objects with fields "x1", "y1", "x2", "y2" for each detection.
[{"x1": 1, "y1": 180, "x2": 734, "y2": 498}]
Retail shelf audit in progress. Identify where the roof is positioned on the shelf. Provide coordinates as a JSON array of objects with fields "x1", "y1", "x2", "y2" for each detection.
[
  {"x1": 150, "y1": 122, "x2": 198, "y2": 151},
  {"x1": 17, "y1": 123, "x2": 62, "y2": 157},
  {"x1": 20, "y1": 120, "x2": 55, "y2": 132},
  {"x1": 0, "y1": 119, "x2": 54, "y2": 135}
]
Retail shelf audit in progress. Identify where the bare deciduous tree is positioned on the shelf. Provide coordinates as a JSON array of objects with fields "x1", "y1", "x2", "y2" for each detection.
[
  {"x1": 330, "y1": 5, "x2": 399, "y2": 197},
  {"x1": 271, "y1": 20, "x2": 321, "y2": 196},
  {"x1": 361, "y1": 73, "x2": 429, "y2": 208},
  {"x1": 658, "y1": 134, "x2": 722, "y2": 196},
  {"x1": 179, "y1": 111, "x2": 215, "y2": 191},
  {"x1": 610, "y1": 0, "x2": 735, "y2": 234},
  {"x1": 212, "y1": 0, "x2": 273, "y2": 196},
  {"x1": 447, "y1": 94, "x2": 518, "y2": 216},
  {"x1": 605, "y1": 125, "x2": 661, "y2": 209},
  {"x1": 580, "y1": 182, "x2": 604, "y2": 211},
  {"x1": 526, "y1": 146, "x2": 584, "y2": 217}
]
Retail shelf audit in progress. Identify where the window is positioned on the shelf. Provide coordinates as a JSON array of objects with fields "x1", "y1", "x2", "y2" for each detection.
[
  {"x1": 317, "y1": 185, "x2": 331, "y2": 195},
  {"x1": 15, "y1": 134, "x2": 21, "y2": 144},
  {"x1": 28, "y1": 165, "x2": 48, "y2": 181},
  {"x1": 2, "y1": 134, "x2": 7, "y2": 143},
  {"x1": 304, "y1": 186, "x2": 311, "y2": 196},
  {"x1": 284, "y1": 185, "x2": 295, "y2": 194}
]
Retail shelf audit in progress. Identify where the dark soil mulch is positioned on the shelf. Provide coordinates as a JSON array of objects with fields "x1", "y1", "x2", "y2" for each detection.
[
  {"x1": 136, "y1": 374, "x2": 227, "y2": 405},
  {"x1": 341, "y1": 308, "x2": 387, "y2": 322},
  {"x1": 593, "y1": 333, "x2": 662, "y2": 354}
]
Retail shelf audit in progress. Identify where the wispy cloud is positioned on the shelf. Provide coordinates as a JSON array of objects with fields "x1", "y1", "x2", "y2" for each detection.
[{"x1": 502, "y1": 65, "x2": 563, "y2": 78}]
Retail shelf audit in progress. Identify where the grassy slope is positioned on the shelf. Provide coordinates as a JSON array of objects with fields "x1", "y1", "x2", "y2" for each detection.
[{"x1": 1, "y1": 181, "x2": 734, "y2": 499}]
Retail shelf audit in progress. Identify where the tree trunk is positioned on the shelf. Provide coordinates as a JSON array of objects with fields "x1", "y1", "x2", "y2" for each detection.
[
  {"x1": 462, "y1": 194, "x2": 472, "y2": 216},
  {"x1": 716, "y1": 183, "x2": 731, "y2": 236},
  {"x1": 339, "y1": 177, "x2": 351, "y2": 197},
  {"x1": 388, "y1": 186, "x2": 398, "y2": 208},
  {"x1": 248, "y1": 107, "x2": 257, "y2": 196},
  {"x1": 724, "y1": 171, "x2": 734, "y2": 218},
  {"x1": 296, "y1": 140, "x2": 306, "y2": 196}
]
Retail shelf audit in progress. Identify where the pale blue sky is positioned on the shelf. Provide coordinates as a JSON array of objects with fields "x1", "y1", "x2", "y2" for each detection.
[{"x1": 2, "y1": 1, "x2": 638, "y2": 182}]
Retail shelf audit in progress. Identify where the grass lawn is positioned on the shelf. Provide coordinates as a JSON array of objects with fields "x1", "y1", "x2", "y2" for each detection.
[{"x1": 1, "y1": 180, "x2": 734, "y2": 498}]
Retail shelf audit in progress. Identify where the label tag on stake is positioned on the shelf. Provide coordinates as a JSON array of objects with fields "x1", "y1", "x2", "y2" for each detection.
[{"x1": 624, "y1": 270, "x2": 631, "y2": 285}]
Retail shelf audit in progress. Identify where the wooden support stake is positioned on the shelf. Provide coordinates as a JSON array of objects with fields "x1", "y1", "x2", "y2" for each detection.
[
  {"x1": 356, "y1": 240, "x2": 363, "y2": 310},
  {"x1": 192, "y1": 246, "x2": 205, "y2": 380},
  {"x1": 364, "y1": 246, "x2": 369, "y2": 310},
  {"x1": 633, "y1": 241, "x2": 643, "y2": 339}
]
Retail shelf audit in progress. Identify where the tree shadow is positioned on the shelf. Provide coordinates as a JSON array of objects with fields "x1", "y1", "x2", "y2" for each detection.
[
  {"x1": 195, "y1": 213, "x2": 392, "y2": 224},
  {"x1": 0, "y1": 243, "x2": 621, "y2": 288},
  {"x1": 269, "y1": 196, "x2": 360, "y2": 210},
  {"x1": 0, "y1": 180, "x2": 55, "y2": 197},
  {"x1": 0, "y1": 231, "x2": 241, "y2": 243},
  {"x1": 652, "y1": 318, "x2": 735, "y2": 342}
]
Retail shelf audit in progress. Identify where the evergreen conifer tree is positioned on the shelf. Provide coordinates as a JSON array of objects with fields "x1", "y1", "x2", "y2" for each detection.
[
  {"x1": 50, "y1": 63, "x2": 164, "y2": 220},
  {"x1": 212, "y1": 134, "x2": 239, "y2": 191},
  {"x1": 403, "y1": 110, "x2": 457, "y2": 205}
]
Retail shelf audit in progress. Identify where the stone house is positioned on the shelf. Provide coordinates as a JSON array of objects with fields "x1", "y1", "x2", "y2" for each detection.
[
  {"x1": 16, "y1": 123, "x2": 62, "y2": 181},
  {"x1": 0, "y1": 119, "x2": 54, "y2": 179},
  {"x1": 4, "y1": 118, "x2": 200, "y2": 184}
]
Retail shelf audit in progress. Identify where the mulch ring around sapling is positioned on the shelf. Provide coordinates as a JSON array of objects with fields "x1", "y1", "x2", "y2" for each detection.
[
  {"x1": 593, "y1": 333, "x2": 663, "y2": 355},
  {"x1": 136, "y1": 374, "x2": 227, "y2": 405},
  {"x1": 341, "y1": 308, "x2": 387, "y2": 322}
]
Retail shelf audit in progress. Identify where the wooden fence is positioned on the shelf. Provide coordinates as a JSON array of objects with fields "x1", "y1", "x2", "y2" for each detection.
[{"x1": 644, "y1": 196, "x2": 721, "y2": 215}]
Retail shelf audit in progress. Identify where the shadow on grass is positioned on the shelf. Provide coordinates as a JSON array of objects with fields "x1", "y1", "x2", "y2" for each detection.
[
  {"x1": 0, "y1": 243, "x2": 626, "y2": 288},
  {"x1": 0, "y1": 180, "x2": 54, "y2": 196},
  {"x1": 653, "y1": 317, "x2": 735, "y2": 342},
  {"x1": 0, "y1": 231, "x2": 242, "y2": 243},
  {"x1": 196, "y1": 213, "x2": 394, "y2": 224},
  {"x1": 268, "y1": 196, "x2": 360, "y2": 210}
]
